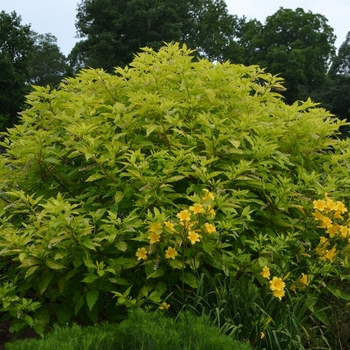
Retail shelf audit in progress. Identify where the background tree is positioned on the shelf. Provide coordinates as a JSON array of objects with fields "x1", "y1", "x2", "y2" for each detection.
[
  {"x1": 237, "y1": 8, "x2": 336, "y2": 104},
  {"x1": 329, "y1": 31, "x2": 350, "y2": 76},
  {"x1": 315, "y1": 32, "x2": 350, "y2": 136},
  {"x1": 180, "y1": 0, "x2": 242, "y2": 62},
  {"x1": 0, "y1": 11, "x2": 34, "y2": 130},
  {"x1": 27, "y1": 33, "x2": 71, "y2": 87},
  {"x1": 70, "y1": 0, "x2": 186, "y2": 72},
  {"x1": 70, "y1": 0, "x2": 239, "y2": 72}
]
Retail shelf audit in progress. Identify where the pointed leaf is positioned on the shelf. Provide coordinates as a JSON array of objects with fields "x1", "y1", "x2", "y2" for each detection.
[
  {"x1": 85, "y1": 173, "x2": 105, "y2": 182},
  {"x1": 146, "y1": 270, "x2": 164, "y2": 279},
  {"x1": 86, "y1": 289, "x2": 99, "y2": 311},
  {"x1": 181, "y1": 272, "x2": 198, "y2": 288},
  {"x1": 81, "y1": 239, "x2": 97, "y2": 250},
  {"x1": 38, "y1": 271, "x2": 55, "y2": 296},
  {"x1": 46, "y1": 259, "x2": 65, "y2": 270},
  {"x1": 81, "y1": 275, "x2": 99, "y2": 283}
]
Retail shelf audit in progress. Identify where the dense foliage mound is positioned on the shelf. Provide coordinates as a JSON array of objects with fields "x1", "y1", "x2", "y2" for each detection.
[
  {"x1": 6, "y1": 310, "x2": 252, "y2": 350},
  {"x1": 1, "y1": 43, "x2": 350, "y2": 348}
]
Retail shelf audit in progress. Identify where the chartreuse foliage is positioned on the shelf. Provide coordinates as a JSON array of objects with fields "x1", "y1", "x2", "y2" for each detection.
[
  {"x1": 6, "y1": 309, "x2": 253, "y2": 350},
  {"x1": 1, "y1": 43, "x2": 350, "y2": 348}
]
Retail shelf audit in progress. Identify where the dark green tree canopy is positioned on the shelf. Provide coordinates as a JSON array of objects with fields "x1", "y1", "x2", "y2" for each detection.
[
  {"x1": 238, "y1": 8, "x2": 336, "y2": 103},
  {"x1": 27, "y1": 33, "x2": 71, "y2": 87},
  {"x1": 329, "y1": 31, "x2": 350, "y2": 77},
  {"x1": 70, "y1": 0, "x2": 186, "y2": 72},
  {"x1": 70, "y1": 0, "x2": 238, "y2": 72},
  {"x1": 319, "y1": 32, "x2": 350, "y2": 129},
  {"x1": 180, "y1": 0, "x2": 242, "y2": 62},
  {"x1": 0, "y1": 11, "x2": 34, "y2": 129}
]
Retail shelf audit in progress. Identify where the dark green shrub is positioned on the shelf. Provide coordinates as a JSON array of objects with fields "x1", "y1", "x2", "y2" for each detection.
[{"x1": 6, "y1": 309, "x2": 252, "y2": 350}]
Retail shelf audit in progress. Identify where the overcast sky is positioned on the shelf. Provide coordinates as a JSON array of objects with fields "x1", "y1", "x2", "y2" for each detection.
[{"x1": 1, "y1": 0, "x2": 349, "y2": 56}]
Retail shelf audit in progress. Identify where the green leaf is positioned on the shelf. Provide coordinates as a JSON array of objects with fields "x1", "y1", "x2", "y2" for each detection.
[
  {"x1": 181, "y1": 272, "x2": 198, "y2": 288},
  {"x1": 46, "y1": 259, "x2": 65, "y2": 270},
  {"x1": 43, "y1": 157, "x2": 61, "y2": 165},
  {"x1": 205, "y1": 88, "x2": 216, "y2": 103},
  {"x1": 25, "y1": 265, "x2": 40, "y2": 279},
  {"x1": 55, "y1": 303, "x2": 73, "y2": 324},
  {"x1": 169, "y1": 259, "x2": 184, "y2": 269},
  {"x1": 19, "y1": 258, "x2": 40, "y2": 269},
  {"x1": 9, "y1": 323, "x2": 27, "y2": 334},
  {"x1": 86, "y1": 289, "x2": 99, "y2": 311},
  {"x1": 115, "y1": 242, "x2": 127, "y2": 252},
  {"x1": 109, "y1": 277, "x2": 130, "y2": 285},
  {"x1": 33, "y1": 325, "x2": 44, "y2": 338},
  {"x1": 85, "y1": 173, "x2": 105, "y2": 182},
  {"x1": 81, "y1": 275, "x2": 99, "y2": 283},
  {"x1": 202, "y1": 242, "x2": 214, "y2": 256},
  {"x1": 75, "y1": 295, "x2": 85, "y2": 315},
  {"x1": 81, "y1": 238, "x2": 97, "y2": 250},
  {"x1": 312, "y1": 308, "x2": 330, "y2": 325},
  {"x1": 145, "y1": 124, "x2": 159, "y2": 137},
  {"x1": 114, "y1": 191, "x2": 125, "y2": 204},
  {"x1": 38, "y1": 271, "x2": 55, "y2": 296},
  {"x1": 154, "y1": 281, "x2": 167, "y2": 295},
  {"x1": 24, "y1": 315, "x2": 33, "y2": 327},
  {"x1": 147, "y1": 291, "x2": 162, "y2": 303},
  {"x1": 146, "y1": 270, "x2": 164, "y2": 279},
  {"x1": 166, "y1": 175, "x2": 186, "y2": 182},
  {"x1": 34, "y1": 307, "x2": 50, "y2": 326},
  {"x1": 327, "y1": 284, "x2": 350, "y2": 301}
]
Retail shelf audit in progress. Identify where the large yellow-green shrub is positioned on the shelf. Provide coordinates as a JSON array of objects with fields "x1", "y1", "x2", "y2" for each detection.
[{"x1": 1, "y1": 43, "x2": 350, "y2": 345}]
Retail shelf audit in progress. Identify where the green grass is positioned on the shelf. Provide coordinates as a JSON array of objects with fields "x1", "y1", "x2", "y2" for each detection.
[{"x1": 6, "y1": 309, "x2": 253, "y2": 350}]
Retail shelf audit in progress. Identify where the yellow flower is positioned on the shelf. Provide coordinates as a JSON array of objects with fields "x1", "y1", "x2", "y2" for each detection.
[
  {"x1": 313, "y1": 199, "x2": 326, "y2": 211},
  {"x1": 321, "y1": 246, "x2": 337, "y2": 262},
  {"x1": 149, "y1": 222, "x2": 162, "y2": 232},
  {"x1": 260, "y1": 332, "x2": 265, "y2": 339},
  {"x1": 159, "y1": 302, "x2": 170, "y2": 310},
  {"x1": 208, "y1": 208, "x2": 216, "y2": 219},
  {"x1": 189, "y1": 203, "x2": 204, "y2": 214},
  {"x1": 316, "y1": 236, "x2": 329, "y2": 256},
  {"x1": 188, "y1": 231, "x2": 201, "y2": 244},
  {"x1": 202, "y1": 189, "x2": 215, "y2": 201},
  {"x1": 136, "y1": 247, "x2": 148, "y2": 260},
  {"x1": 319, "y1": 236, "x2": 329, "y2": 245},
  {"x1": 326, "y1": 224, "x2": 338, "y2": 238},
  {"x1": 148, "y1": 232, "x2": 161, "y2": 244},
  {"x1": 272, "y1": 289, "x2": 285, "y2": 300},
  {"x1": 290, "y1": 284, "x2": 297, "y2": 293},
  {"x1": 165, "y1": 221, "x2": 177, "y2": 233},
  {"x1": 165, "y1": 246, "x2": 178, "y2": 259},
  {"x1": 301, "y1": 252, "x2": 311, "y2": 258},
  {"x1": 318, "y1": 216, "x2": 332, "y2": 228},
  {"x1": 269, "y1": 276, "x2": 285, "y2": 292},
  {"x1": 204, "y1": 222, "x2": 216, "y2": 234},
  {"x1": 313, "y1": 210, "x2": 325, "y2": 221},
  {"x1": 298, "y1": 205, "x2": 305, "y2": 214},
  {"x1": 299, "y1": 273, "x2": 309, "y2": 286},
  {"x1": 333, "y1": 211, "x2": 344, "y2": 219},
  {"x1": 177, "y1": 210, "x2": 191, "y2": 222},
  {"x1": 326, "y1": 199, "x2": 337, "y2": 211},
  {"x1": 260, "y1": 266, "x2": 270, "y2": 279},
  {"x1": 339, "y1": 225, "x2": 349, "y2": 238},
  {"x1": 336, "y1": 201, "x2": 347, "y2": 213}
]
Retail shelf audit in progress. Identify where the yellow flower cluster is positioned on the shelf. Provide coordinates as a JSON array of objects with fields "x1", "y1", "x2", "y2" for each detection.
[
  {"x1": 135, "y1": 189, "x2": 216, "y2": 262},
  {"x1": 260, "y1": 266, "x2": 310, "y2": 298},
  {"x1": 312, "y1": 194, "x2": 349, "y2": 262},
  {"x1": 159, "y1": 301, "x2": 170, "y2": 310},
  {"x1": 269, "y1": 276, "x2": 286, "y2": 300}
]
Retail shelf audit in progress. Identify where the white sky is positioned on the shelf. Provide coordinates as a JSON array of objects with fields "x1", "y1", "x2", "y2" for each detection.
[{"x1": 1, "y1": 0, "x2": 349, "y2": 56}]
